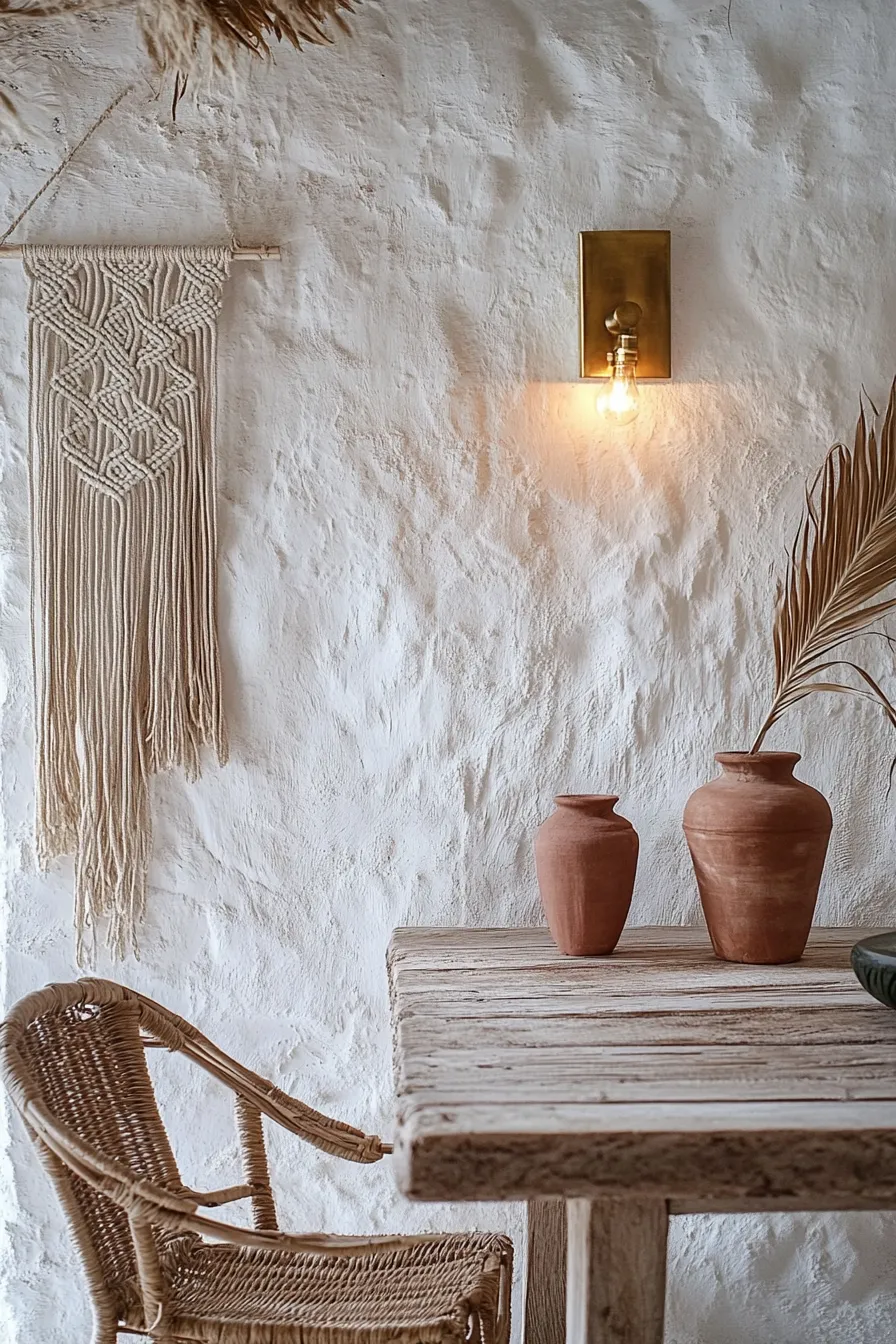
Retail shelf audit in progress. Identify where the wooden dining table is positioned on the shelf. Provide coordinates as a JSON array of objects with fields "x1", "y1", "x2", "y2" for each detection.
[{"x1": 386, "y1": 925, "x2": 896, "y2": 1344}]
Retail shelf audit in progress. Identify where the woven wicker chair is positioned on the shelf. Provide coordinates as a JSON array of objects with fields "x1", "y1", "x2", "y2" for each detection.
[{"x1": 0, "y1": 979, "x2": 512, "y2": 1344}]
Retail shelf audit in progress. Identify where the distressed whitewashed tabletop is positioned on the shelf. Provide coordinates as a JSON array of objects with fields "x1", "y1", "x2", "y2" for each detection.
[{"x1": 387, "y1": 926, "x2": 896, "y2": 1344}]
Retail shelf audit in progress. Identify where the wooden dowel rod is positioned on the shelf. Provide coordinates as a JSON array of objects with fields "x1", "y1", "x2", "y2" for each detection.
[{"x1": 0, "y1": 244, "x2": 280, "y2": 260}]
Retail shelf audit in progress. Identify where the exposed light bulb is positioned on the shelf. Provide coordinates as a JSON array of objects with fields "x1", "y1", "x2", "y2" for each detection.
[
  {"x1": 597, "y1": 302, "x2": 643, "y2": 426},
  {"x1": 597, "y1": 364, "x2": 640, "y2": 426}
]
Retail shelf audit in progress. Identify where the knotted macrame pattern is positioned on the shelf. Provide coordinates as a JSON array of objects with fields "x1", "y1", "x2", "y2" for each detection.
[{"x1": 23, "y1": 245, "x2": 232, "y2": 959}]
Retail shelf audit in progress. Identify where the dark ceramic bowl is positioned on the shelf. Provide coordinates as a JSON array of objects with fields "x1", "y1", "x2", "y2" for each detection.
[{"x1": 851, "y1": 932, "x2": 896, "y2": 1009}]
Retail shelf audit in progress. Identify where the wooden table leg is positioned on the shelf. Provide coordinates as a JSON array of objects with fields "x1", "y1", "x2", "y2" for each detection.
[
  {"x1": 525, "y1": 1199, "x2": 567, "y2": 1344},
  {"x1": 566, "y1": 1198, "x2": 668, "y2": 1344}
]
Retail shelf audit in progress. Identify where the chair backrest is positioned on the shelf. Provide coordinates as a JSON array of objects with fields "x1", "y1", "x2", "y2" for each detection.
[{"x1": 0, "y1": 980, "x2": 185, "y2": 1310}]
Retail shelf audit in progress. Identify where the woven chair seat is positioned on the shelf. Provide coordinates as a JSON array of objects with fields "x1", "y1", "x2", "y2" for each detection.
[{"x1": 121, "y1": 1232, "x2": 510, "y2": 1343}]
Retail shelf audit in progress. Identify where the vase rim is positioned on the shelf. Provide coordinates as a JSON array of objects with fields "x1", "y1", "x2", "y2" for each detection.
[
  {"x1": 554, "y1": 793, "x2": 620, "y2": 807},
  {"x1": 714, "y1": 751, "x2": 802, "y2": 765}
]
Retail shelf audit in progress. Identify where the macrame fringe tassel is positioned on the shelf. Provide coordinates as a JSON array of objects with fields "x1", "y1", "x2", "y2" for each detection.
[{"x1": 25, "y1": 246, "x2": 231, "y2": 960}]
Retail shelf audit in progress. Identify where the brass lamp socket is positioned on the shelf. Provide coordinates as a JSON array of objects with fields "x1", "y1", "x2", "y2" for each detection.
[
  {"x1": 605, "y1": 302, "x2": 641, "y2": 373},
  {"x1": 608, "y1": 332, "x2": 639, "y2": 370}
]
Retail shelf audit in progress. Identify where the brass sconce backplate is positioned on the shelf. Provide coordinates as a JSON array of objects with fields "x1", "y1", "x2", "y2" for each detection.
[{"x1": 579, "y1": 230, "x2": 671, "y2": 379}]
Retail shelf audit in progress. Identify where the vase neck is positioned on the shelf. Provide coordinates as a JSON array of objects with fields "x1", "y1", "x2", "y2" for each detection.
[
  {"x1": 715, "y1": 752, "x2": 800, "y2": 783},
  {"x1": 554, "y1": 794, "x2": 620, "y2": 817}
]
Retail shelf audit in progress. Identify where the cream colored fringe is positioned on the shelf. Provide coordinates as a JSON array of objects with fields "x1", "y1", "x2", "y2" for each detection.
[{"x1": 23, "y1": 245, "x2": 231, "y2": 961}]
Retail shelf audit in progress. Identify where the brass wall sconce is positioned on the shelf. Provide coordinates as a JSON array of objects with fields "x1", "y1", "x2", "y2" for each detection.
[{"x1": 579, "y1": 230, "x2": 671, "y2": 425}]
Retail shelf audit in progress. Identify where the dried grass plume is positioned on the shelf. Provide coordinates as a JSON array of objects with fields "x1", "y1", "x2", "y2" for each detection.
[{"x1": 2, "y1": 1, "x2": 356, "y2": 116}]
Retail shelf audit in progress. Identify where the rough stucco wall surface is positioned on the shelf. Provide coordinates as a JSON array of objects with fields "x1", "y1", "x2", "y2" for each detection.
[{"x1": 1, "y1": 0, "x2": 896, "y2": 1339}]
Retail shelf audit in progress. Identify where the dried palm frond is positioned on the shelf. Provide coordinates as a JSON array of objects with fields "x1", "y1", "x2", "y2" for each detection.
[
  {"x1": 1, "y1": 1, "x2": 356, "y2": 119},
  {"x1": 751, "y1": 381, "x2": 896, "y2": 752}
]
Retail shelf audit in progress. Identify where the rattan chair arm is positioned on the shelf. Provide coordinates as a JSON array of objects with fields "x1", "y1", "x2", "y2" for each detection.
[
  {"x1": 25, "y1": 1097, "x2": 445, "y2": 1260},
  {"x1": 176, "y1": 1036, "x2": 389, "y2": 1161},
  {"x1": 133, "y1": 991, "x2": 388, "y2": 1164}
]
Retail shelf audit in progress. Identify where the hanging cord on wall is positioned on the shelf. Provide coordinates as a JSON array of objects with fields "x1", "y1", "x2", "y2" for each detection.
[
  {"x1": 0, "y1": 84, "x2": 280, "y2": 261},
  {"x1": 0, "y1": 83, "x2": 134, "y2": 246}
]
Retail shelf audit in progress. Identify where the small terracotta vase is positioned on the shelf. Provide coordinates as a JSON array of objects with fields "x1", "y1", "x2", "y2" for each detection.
[
  {"x1": 683, "y1": 752, "x2": 832, "y2": 965},
  {"x1": 535, "y1": 795, "x2": 638, "y2": 956}
]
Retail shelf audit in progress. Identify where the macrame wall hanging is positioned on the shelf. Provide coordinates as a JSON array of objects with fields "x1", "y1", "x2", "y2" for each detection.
[
  {"x1": 1, "y1": 3, "x2": 356, "y2": 961},
  {"x1": 4, "y1": 240, "x2": 279, "y2": 960}
]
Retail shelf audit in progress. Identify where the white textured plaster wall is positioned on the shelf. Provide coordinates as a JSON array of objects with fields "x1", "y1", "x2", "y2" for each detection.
[{"x1": 2, "y1": 1, "x2": 896, "y2": 1339}]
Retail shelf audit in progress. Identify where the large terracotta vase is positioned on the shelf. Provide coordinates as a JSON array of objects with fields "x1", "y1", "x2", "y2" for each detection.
[
  {"x1": 535, "y1": 795, "x2": 638, "y2": 956},
  {"x1": 683, "y1": 752, "x2": 832, "y2": 964}
]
